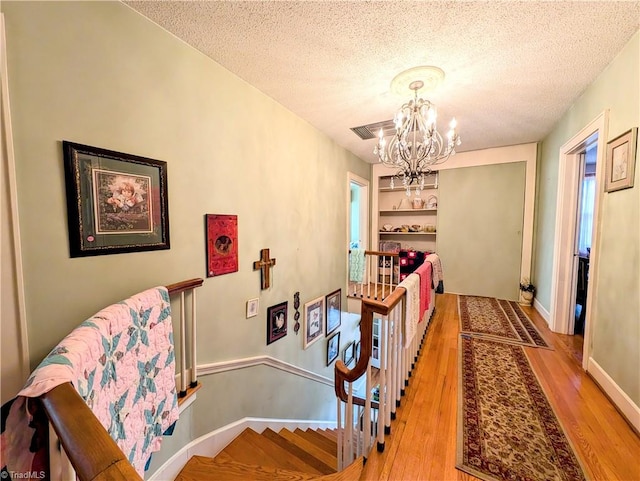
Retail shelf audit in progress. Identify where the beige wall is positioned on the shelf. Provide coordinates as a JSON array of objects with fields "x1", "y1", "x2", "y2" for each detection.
[
  {"x1": 438, "y1": 162, "x2": 526, "y2": 300},
  {"x1": 1, "y1": 0, "x2": 368, "y2": 431},
  {"x1": 534, "y1": 31, "x2": 639, "y2": 405}
]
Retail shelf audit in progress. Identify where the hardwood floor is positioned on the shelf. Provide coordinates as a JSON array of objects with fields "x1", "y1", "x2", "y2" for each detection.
[{"x1": 360, "y1": 293, "x2": 640, "y2": 481}]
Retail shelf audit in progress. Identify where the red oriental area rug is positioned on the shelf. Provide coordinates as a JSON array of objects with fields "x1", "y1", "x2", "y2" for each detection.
[
  {"x1": 458, "y1": 295, "x2": 550, "y2": 349},
  {"x1": 457, "y1": 335, "x2": 587, "y2": 481}
]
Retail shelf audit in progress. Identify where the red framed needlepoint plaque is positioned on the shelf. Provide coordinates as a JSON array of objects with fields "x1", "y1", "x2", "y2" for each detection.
[{"x1": 206, "y1": 214, "x2": 238, "y2": 277}]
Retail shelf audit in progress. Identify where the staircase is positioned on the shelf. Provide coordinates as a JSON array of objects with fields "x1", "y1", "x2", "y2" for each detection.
[{"x1": 175, "y1": 427, "x2": 364, "y2": 480}]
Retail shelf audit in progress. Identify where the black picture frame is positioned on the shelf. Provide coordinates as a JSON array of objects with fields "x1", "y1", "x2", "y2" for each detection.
[
  {"x1": 267, "y1": 301, "x2": 288, "y2": 345},
  {"x1": 62, "y1": 141, "x2": 170, "y2": 257},
  {"x1": 327, "y1": 331, "x2": 340, "y2": 366},
  {"x1": 325, "y1": 288, "x2": 342, "y2": 335},
  {"x1": 342, "y1": 340, "x2": 355, "y2": 366}
]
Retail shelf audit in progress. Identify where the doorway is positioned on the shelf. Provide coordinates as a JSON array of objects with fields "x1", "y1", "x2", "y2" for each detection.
[
  {"x1": 347, "y1": 173, "x2": 369, "y2": 250},
  {"x1": 346, "y1": 173, "x2": 369, "y2": 314},
  {"x1": 573, "y1": 142, "x2": 597, "y2": 339},
  {"x1": 550, "y1": 112, "x2": 607, "y2": 371}
]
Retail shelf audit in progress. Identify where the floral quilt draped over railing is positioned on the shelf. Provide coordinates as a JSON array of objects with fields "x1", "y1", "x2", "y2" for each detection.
[{"x1": 2, "y1": 286, "x2": 179, "y2": 477}]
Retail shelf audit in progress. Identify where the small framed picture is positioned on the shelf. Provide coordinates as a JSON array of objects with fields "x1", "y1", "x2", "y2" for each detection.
[
  {"x1": 342, "y1": 341, "x2": 355, "y2": 366},
  {"x1": 267, "y1": 301, "x2": 288, "y2": 345},
  {"x1": 325, "y1": 288, "x2": 341, "y2": 335},
  {"x1": 327, "y1": 332, "x2": 341, "y2": 366},
  {"x1": 303, "y1": 296, "x2": 325, "y2": 349},
  {"x1": 605, "y1": 127, "x2": 637, "y2": 192},
  {"x1": 246, "y1": 298, "x2": 259, "y2": 318}
]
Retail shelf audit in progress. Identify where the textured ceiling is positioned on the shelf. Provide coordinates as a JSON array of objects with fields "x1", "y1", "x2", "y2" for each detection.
[{"x1": 124, "y1": 1, "x2": 640, "y2": 163}]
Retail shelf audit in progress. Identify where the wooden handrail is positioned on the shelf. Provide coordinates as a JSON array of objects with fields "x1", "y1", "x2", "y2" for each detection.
[
  {"x1": 349, "y1": 249, "x2": 399, "y2": 258},
  {"x1": 334, "y1": 286, "x2": 406, "y2": 404},
  {"x1": 167, "y1": 278, "x2": 204, "y2": 295},
  {"x1": 41, "y1": 383, "x2": 142, "y2": 481}
]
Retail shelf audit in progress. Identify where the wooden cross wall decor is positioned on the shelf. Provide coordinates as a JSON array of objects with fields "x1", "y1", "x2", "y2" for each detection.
[{"x1": 253, "y1": 248, "x2": 276, "y2": 290}]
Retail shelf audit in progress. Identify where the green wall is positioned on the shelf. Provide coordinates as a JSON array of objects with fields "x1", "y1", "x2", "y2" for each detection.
[
  {"x1": 533, "y1": 31, "x2": 639, "y2": 404},
  {"x1": 439, "y1": 162, "x2": 525, "y2": 300},
  {"x1": 1, "y1": 0, "x2": 369, "y2": 451}
]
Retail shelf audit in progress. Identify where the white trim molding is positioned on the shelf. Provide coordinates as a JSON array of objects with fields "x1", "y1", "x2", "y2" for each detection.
[
  {"x1": 587, "y1": 357, "x2": 640, "y2": 433},
  {"x1": 148, "y1": 417, "x2": 337, "y2": 481},
  {"x1": 1, "y1": 13, "x2": 30, "y2": 391},
  {"x1": 198, "y1": 355, "x2": 334, "y2": 386},
  {"x1": 533, "y1": 298, "x2": 550, "y2": 325}
]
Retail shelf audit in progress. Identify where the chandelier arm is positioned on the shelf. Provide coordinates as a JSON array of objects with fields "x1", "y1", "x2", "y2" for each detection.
[{"x1": 375, "y1": 70, "x2": 460, "y2": 195}]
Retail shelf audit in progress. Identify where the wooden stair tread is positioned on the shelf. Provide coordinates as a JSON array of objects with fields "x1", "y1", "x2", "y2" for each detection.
[
  {"x1": 218, "y1": 428, "x2": 325, "y2": 474},
  {"x1": 262, "y1": 428, "x2": 335, "y2": 474},
  {"x1": 175, "y1": 455, "x2": 319, "y2": 481},
  {"x1": 176, "y1": 455, "x2": 365, "y2": 481},
  {"x1": 319, "y1": 428, "x2": 338, "y2": 441},
  {"x1": 295, "y1": 428, "x2": 337, "y2": 455},
  {"x1": 277, "y1": 428, "x2": 338, "y2": 470}
]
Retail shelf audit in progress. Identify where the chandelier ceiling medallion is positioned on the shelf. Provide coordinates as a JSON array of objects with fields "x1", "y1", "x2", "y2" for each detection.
[{"x1": 374, "y1": 66, "x2": 461, "y2": 195}]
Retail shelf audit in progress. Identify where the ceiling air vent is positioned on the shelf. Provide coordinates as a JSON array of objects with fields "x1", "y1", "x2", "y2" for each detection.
[{"x1": 350, "y1": 119, "x2": 396, "y2": 140}]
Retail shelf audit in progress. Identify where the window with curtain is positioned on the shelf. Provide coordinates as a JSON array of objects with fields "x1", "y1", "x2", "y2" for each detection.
[{"x1": 578, "y1": 174, "x2": 595, "y2": 255}]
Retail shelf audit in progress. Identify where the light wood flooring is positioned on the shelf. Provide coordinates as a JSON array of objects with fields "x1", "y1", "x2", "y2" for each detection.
[{"x1": 359, "y1": 293, "x2": 640, "y2": 481}]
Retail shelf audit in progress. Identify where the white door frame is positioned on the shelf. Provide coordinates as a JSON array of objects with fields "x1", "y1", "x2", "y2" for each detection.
[
  {"x1": 549, "y1": 111, "x2": 608, "y2": 370},
  {"x1": 1, "y1": 14, "x2": 31, "y2": 400},
  {"x1": 347, "y1": 172, "x2": 370, "y2": 250}
]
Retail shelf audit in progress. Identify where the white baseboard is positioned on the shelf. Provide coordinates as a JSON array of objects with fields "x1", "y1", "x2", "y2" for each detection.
[
  {"x1": 533, "y1": 298, "x2": 550, "y2": 325},
  {"x1": 587, "y1": 357, "x2": 640, "y2": 433},
  {"x1": 148, "y1": 417, "x2": 336, "y2": 481}
]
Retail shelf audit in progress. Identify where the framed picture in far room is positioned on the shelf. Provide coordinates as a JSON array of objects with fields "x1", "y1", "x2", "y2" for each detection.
[
  {"x1": 303, "y1": 296, "x2": 325, "y2": 349},
  {"x1": 325, "y1": 288, "x2": 341, "y2": 335},
  {"x1": 342, "y1": 340, "x2": 355, "y2": 367},
  {"x1": 327, "y1": 332, "x2": 340, "y2": 366},
  {"x1": 266, "y1": 301, "x2": 288, "y2": 345},
  {"x1": 605, "y1": 127, "x2": 637, "y2": 192}
]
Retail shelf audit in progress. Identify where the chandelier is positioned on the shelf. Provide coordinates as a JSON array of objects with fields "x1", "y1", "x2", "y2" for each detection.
[{"x1": 374, "y1": 66, "x2": 461, "y2": 196}]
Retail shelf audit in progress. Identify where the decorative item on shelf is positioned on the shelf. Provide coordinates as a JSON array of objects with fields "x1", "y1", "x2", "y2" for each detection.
[
  {"x1": 374, "y1": 66, "x2": 461, "y2": 196},
  {"x1": 394, "y1": 198, "x2": 407, "y2": 210},
  {"x1": 424, "y1": 224, "x2": 436, "y2": 232},
  {"x1": 519, "y1": 278, "x2": 536, "y2": 306},
  {"x1": 382, "y1": 223, "x2": 393, "y2": 232},
  {"x1": 409, "y1": 224, "x2": 421, "y2": 232},
  {"x1": 427, "y1": 195, "x2": 438, "y2": 209},
  {"x1": 412, "y1": 197, "x2": 426, "y2": 209}
]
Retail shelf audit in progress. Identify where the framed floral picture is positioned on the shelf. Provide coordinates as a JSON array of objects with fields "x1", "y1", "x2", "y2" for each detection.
[
  {"x1": 605, "y1": 127, "x2": 637, "y2": 192},
  {"x1": 62, "y1": 141, "x2": 170, "y2": 257},
  {"x1": 303, "y1": 295, "x2": 325, "y2": 349},
  {"x1": 325, "y1": 288, "x2": 341, "y2": 335},
  {"x1": 327, "y1": 332, "x2": 340, "y2": 366},
  {"x1": 267, "y1": 301, "x2": 288, "y2": 345}
]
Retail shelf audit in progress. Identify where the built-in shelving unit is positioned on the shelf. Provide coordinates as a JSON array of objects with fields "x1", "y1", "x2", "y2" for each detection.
[{"x1": 373, "y1": 170, "x2": 439, "y2": 252}]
